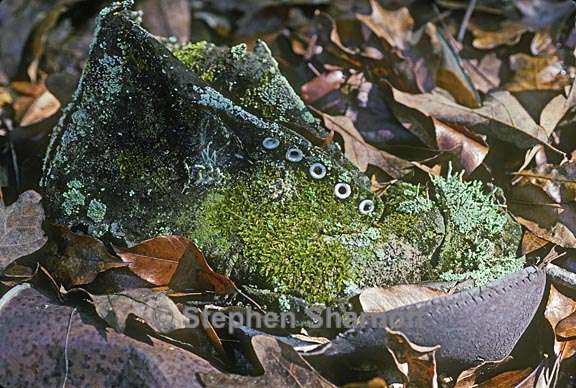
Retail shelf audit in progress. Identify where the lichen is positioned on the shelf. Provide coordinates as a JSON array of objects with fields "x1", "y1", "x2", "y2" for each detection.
[
  {"x1": 430, "y1": 168, "x2": 524, "y2": 285},
  {"x1": 87, "y1": 199, "x2": 107, "y2": 223},
  {"x1": 174, "y1": 40, "x2": 320, "y2": 132},
  {"x1": 62, "y1": 180, "x2": 86, "y2": 216}
]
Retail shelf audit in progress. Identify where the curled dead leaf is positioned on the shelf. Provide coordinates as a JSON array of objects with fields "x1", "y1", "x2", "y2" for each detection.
[
  {"x1": 385, "y1": 329, "x2": 439, "y2": 388},
  {"x1": 433, "y1": 118, "x2": 488, "y2": 174}
]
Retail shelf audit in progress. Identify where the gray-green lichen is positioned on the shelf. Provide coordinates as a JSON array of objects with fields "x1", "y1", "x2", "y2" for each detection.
[
  {"x1": 430, "y1": 169, "x2": 524, "y2": 285},
  {"x1": 62, "y1": 180, "x2": 86, "y2": 216},
  {"x1": 41, "y1": 3, "x2": 524, "y2": 306},
  {"x1": 87, "y1": 199, "x2": 107, "y2": 223}
]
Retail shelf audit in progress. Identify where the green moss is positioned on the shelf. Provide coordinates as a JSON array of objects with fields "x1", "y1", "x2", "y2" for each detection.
[
  {"x1": 189, "y1": 162, "x2": 378, "y2": 303},
  {"x1": 174, "y1": 40, "x2": 319, "y2": 129}
]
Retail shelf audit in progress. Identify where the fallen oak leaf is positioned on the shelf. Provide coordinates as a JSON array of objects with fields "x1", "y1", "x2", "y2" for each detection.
[
  {"x1": 356, "y1": 0, "x2": 414, "y2": 52},
  {"x1": 199, "y1": 335, "x2": 335, "y2": 388},
  {"x1": 19, "y1": 89, "x2": 60, "y2": 127},
  {"x1": 556, "y1": 310, "x2": 576, "y2": 339},
  {"x1": 0, "y1": 190, "x2": 47, "y2": 273},
  {"x1": 540, "y1": 92, "x2": 574, "y2": 135},
  {"x1": 89, "y1": 287, "x2": 189, "y2": 333},
  {"x1": 320, "y1": 113, "x2": 413, "y2": 179},
  {"x1": 169, "y1": 243, "x2": 237, "y2": 295},
  {"x1": 506, "y1": 53, "x2": 569, "y2": 92},
  {"x1": 468, "y1": 20, "x2": 527, "y2": 50},
  {"x1": 508, "y1": 162, "x2": 576, "y2": 248},
  {"x1": 392, "y1": 87, "x2": 551, "y2": 149},
  {"x1": 114, "y1": 235, "x2": 189, "y2": 286}
]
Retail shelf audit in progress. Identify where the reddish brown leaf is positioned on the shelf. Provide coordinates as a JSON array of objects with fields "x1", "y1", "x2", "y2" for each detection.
[
  {"x1": 520, "y1": 230, "x2": 550, "y2": 255},
  {"x1": 169, "y1": 244, "x2": 237, "y2": 295},
  {"x1": 114, "y1": 235, "x2": 188, "y2": 286},
  {"x1": 0, "y1": 191, "x2": 47, "y2": 272},
  {"x1": 468, "y1": 20, "x2": 527, "y2": 50},
  {"x1": 356, "y1": 1, "x2": 414, "y2": 52},
  {"x1": 462, "y1": 54, "x2": 502, "y2": 94},
  {"x1": 433, "y1": 118, "x2": 488, "y2": 174},
  {"x1": 506, "y1": 53, "x2": 569, "y2": 92},
  {"x1": 320, "y1": 113, "x2": 412, "y2": 179},
  {"x1": 19, "y1": 90, "x2": 60, "y2": 127},
  {"x1": 301, "y1": 70, "x2": 345, "y2": 104},
  {"x1": 556, "y1": 311, "x2": 576, "y2": 339}
]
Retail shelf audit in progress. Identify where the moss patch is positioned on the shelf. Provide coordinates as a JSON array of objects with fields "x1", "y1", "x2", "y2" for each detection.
[{"x1": 189, "y1": 161, "x2": 378, "y2": 303}]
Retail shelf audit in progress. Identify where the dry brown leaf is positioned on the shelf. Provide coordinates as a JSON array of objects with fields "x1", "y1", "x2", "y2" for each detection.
[
  {"x1": 0, "y1": 191, "x2": 47, "y2": 272},
  {"x1": 433, "y1": 118, "x2": 488, "y2": 174},
  {"x1": 463, "y1": 54, "x2": 502, "y2": 93},
  {"x1": 199, "y1": 335, "x2": 335, "y2": 387},
  {"x1": 90, "y1": 287, "x2": 189, "y2": 333},
  {"x1": 540, "y1": 93, "x2": 573, "y2": 135},
  {"x1": 356, "y1": 1, "x2": 413, "y2": 52},
  {"x1": 47, "y1": 226, "x2": 126, "y2": 287},
  {"x1": 436, "y1": 31, "x2": 480, "y2": 108},
  {"x1": 521, "y1": 230, "x2": 550, "y2": 255},
  {"x1": 321, "y1": 113, "x2": 412, "y2": 179},
  {"x1": 506, "y1": 53, "x2": 569, "y2": 92},
  {"x1": 357, "y1": 284, "x2": 446, "y2": 313},
  {"x1": 169, "y1": 243, "x2": 237, "y2": 295},
  {"x1": 114, "y1": 235, "x2": 188, "y2": 286},
  {"x1": 544, "y1": 284, "x2": 576, "y2": 362},
  {"x1": 508, "y1": 162, "x2": 576, "y2": 248},
  {"x1": 392, "y1": 87, "x2": 550, "y2": 149},
  {"x1": 386, "y1": 329, "x2": 439, "y2": 387},
  {"x1": 138, "y1": 0, "x2": 191, "y2": 42},
  {"x1": 301, "y1": 70, "x2": 345, "y2": 104},
  {"x1": 19, "y1": 90, "x2": 60, "y2": 127},
  {"x1": 556, "y1": 311, "x2": 576, "y2": 339},
  {"x1": 454, "y1": 358, "x2": 521, "y2": 388},
  {"x1": 468, "y1": 20, "x2": 527, "y2": 49}
]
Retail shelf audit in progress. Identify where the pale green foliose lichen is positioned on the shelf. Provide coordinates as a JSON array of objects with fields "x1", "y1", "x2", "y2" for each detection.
[
  {"x1": 87, "y1": 199, "x2": 107, "y2": 223},
  {"x1": 62, "y1": 180, "x2": 86, "y2": 216},
  {"x1": 431, "y1": 168, "x2": 524, "y2": 285}
]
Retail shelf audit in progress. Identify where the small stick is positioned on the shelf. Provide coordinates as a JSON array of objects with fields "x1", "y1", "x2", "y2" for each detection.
[
  {"x1": 546, "y1": 263, "x2": 576, "y2": 290},
  {"x1": 458, "y1": 0, "x2": 478, "y2": 42}
]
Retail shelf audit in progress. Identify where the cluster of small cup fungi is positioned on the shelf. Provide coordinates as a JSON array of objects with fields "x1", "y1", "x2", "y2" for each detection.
[{"x1": 261, "y1": 137, "x2": 376, "y2": 215}]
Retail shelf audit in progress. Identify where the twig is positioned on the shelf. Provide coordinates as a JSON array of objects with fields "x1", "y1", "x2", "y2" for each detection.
[
  {"x1": 545, "y1": 263, "x2": 576, "y2": 290},
  {"x1": 458, "y1": 0, "x2": 478, "y2": 42},
  {"x1": 61, "y1": 307, "x2": 77, "y2": 388}
]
